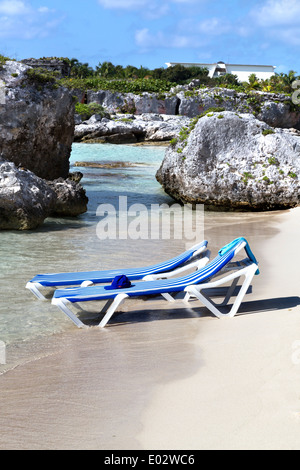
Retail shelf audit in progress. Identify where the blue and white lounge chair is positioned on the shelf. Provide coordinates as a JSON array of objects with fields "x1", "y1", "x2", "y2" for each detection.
[
  {"x1": 26, "y1": 240, "x2": 208, "y2": 300},
  {"x1": 51, "y1": 238, "x2": 259, "y2": 329}
]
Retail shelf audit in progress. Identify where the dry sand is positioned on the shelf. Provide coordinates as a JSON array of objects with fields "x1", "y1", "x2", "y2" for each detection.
[{"x1": 0, "y1": 207, "x2": 299, "y2": 450}]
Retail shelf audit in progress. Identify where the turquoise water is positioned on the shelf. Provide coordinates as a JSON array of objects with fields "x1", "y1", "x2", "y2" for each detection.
[
  {"x1": 71, "y1": 143, "x2": 173, "y2": 212},
  {"x1": 0, "y1": 144, "x2": 174, "y2": 353}
]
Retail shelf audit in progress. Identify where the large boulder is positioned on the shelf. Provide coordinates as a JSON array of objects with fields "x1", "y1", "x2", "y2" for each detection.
[
  {"x1": 0, "y1": 158, "x2": 56, "y2": 230},
  {"x1": 47, "y1": 178, "x2": 88, "y2": 217},
  {"x1": 156, "y1": 111, "x2": 300, "y2": 211},
  {"x1": 0, "y1": 158, "x2": 88, "y2": 230},
  {"x1": 0, "y1": 60, "x2": 75, "y2": 180}
]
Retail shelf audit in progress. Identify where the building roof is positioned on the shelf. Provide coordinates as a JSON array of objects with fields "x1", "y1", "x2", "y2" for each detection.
[{"x1": 166, "y1": 62, "x2": 276, "y2": 69}]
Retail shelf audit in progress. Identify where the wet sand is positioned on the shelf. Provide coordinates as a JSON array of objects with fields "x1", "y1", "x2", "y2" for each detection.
[{"x1": 0, "y1": 207, "x2": 299, "y2": 450}]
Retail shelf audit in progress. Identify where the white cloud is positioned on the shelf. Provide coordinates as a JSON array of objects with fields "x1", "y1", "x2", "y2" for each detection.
[
  {"x1": 135, "y1": 14, "x2": 232, "y2": 52},
  {"x1": 0, "y1": 2, "x2": 64, "y2": 39},
  {"x1": 249, "y1": 0, "x2": 300, "y2": 46},
  {"x1": 98, "y1": 0, "x2": 149, "y2": 9},
  {"x1": 0, "y1": 0, "x2": 28, "y2": 15},
  {"x1": 135, "y1": 27, "x2": 203, "y2": 49},
  {"x1": 252, "y1": 0, "x2": 300, "y2": 27},
  {"x1": 195, "y1": 17, "x2": 231, "y2": 36},
  {"x1": 275, "y1": 28, "x2": 300, "y2": 46},
  {"x1": 38, "y1": 6, "x2": 55, "y2": 14},
  {"x1": 98, "y1": 0, "x2": 199, "y2": 15}
]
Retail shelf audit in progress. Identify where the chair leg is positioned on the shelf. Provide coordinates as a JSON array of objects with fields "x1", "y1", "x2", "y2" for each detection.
[
  {"x1": 51, "y1": 298, "x2": 87, "y2": 328},
  {"x1": 161, "y1": 293, "x2": 176, "y2": 302},
  {"x1": 216, "y1": 277, "x2": 240, "y2": 307},
  {"x1": 26, "y1": 282, "x2": 47, "y2": 301},
  {"x1": 98, "y1": 293, "x2": 129, "y2": 328},
  {"x1": 185, "y1": 264, "x2": 257, "y2": 319}
]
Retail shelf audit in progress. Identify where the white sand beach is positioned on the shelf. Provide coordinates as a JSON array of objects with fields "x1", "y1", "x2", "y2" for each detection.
[
  {"x1": 0, "y1": 207, "x2": 299, "y2": 450},
  {"x1": 138, "y1": 206, "x2": 300, "y2": 450}
]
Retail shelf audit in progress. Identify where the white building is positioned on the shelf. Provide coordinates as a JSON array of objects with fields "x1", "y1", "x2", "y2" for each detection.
[{"x1": 165, "y1": 61, "x2": 276, "y2": 82}]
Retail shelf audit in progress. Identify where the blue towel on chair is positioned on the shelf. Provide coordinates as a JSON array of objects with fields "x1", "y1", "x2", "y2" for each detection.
[
  {"x1": 219, "y1": 237, "x2": 260, "y2": 275},
  {"x1": 104, "y1": 275, "x2": 132, "y2": 290}
]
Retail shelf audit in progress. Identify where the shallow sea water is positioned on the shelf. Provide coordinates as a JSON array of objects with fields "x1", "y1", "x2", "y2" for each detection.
[
  {"x1": 0, "y1": 143, "x2": 197, "y2": 369},
  {"x1": 0, "y1": 142, "x2": 282, "y2": 374}
]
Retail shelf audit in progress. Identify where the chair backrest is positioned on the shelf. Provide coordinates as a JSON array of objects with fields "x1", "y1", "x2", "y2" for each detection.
[
  {"x1": 161, "y1": 238, "x2": 248, "y2": 289},
  {"x1": 133, "y1": 240, "x2": 208, "y2": 276}
]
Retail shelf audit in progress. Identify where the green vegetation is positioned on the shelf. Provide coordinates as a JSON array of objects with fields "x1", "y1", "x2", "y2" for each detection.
[
  {"x1": 0, "y1": 54, "x2": 10, "y2": 67},
  {"x1": 56, "y1": 58, "x2": 300, "y2": 97},
  {"x1": 262, "y1": 176, "x2": 273, "y2": 184},
  {"x1": 75, "y1": 102, "x2": 108, "y2": 120},
  {"x1": 60, "y1": 76, "x2": 175, "y2": 94},
  {"x1": 77, "y1": 61, "x2": 209, "y2": 83},
  {"x1": 2, "y1": 55, "x2": 300, "y2": 107},
  {"x1": 199, "y1": 107, "x2": 226, "y2": 118},
  {"x1": 178, "y1": 126, "x2": 190, "y2": 142},
  {"x1": 262, "y1": 129, "x2": 275, "y2": 136},
  {"x1": 170, "y1": 107, "x2": 226, "y2": 154},
  {"x1": 242, "y1": 172, "x2": 254, "y2": 184},
  {"x1": 288, "y1": 171, "x2": 297, "y2": 179},
  {"x1": 268, "y1": 156, "x2": 279, "y2": 165},
  {"x1": 25, "y1": 68, "x2": 58, "y2": 88}
]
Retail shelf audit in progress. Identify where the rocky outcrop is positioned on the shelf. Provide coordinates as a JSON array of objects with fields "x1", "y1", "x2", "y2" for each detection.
[
  {"x1": 86, "y1": 90, "x2": 179, "y2": 115},
  {"x1": 47, "y1": 178, "x2": 88, "y2": 217},
  {"x1": 0, "y1": 60, "x2": 75, "y2": 180},
  {"x1": 74, "y1": 113, "x2": 191, "y2": 143},
  {"x1": 83, "y1": 86, "x2": 300, "y2": 130},
  {"x1": 21, "y1": 58, "x2": 71, "y2": 78},
  {"x1": 0, "y1": 159, "x2": 88, "y2": 230},
  {"x1": 156, "y1": 111, "x2": 300, "y2": 211},
  {"x1": 0, "y1": 158, "x2": 56, "y2": 230},
  {"x1": 176, "y1": 88, "x2": 300, "y2": 129}
]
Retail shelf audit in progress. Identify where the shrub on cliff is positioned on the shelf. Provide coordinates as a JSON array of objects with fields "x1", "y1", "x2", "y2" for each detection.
[
  {"x1": 25, "y1": 67, "x2": 59, "y2": 88},
  {"x1": 60, "y1": 77, "x2": 175, "y2": 94},
  {"x1": 159, "y1": 64, "x2": 209, "y2": 84},
  {"x1": 75, "y1": 102, "x2": 108, "y2": 120},
  {"x1": 0, "y1": 54, "x2": 10, "y2": 68}
]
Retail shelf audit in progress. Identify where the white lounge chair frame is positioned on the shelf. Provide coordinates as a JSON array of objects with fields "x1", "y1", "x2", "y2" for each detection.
[
  {"x1": 51, "y1": 239, "x2": 258, "y2": 328},
  {"x1": 26, "y1": 241, "x2": 208, "y2": 300},
  {"x1": 51, "y1": 254, "x2": 210, "y2": 329}
]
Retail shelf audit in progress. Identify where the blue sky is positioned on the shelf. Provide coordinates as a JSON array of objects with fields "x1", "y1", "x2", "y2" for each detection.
[{"x1": 0, "y1": 0, "x2": 300, "y2": 74}]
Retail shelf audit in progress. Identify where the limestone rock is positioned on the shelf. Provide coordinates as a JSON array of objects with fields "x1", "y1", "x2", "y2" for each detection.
[
  {"x1": 0, "y1": 158, "x2": 88, "y2": 230},
  {"x1": 47, "y1": 178, "x2": 88, "y2": 217},
  {"x1": 0, "y1": 60, "x2": 75, "y2": 180},
  {"x1": 177, "y1": 88, "x2": 300, "y2": 129},
  {"x1": 86, "y1": 90, "x2": 179, "y2": 115},
  {"x1": 156, "y1": 111, "x2": 300, "y2": 210},
  {"x1": 84, "y1": 86, "x2": 300, "y2": 130},
  {"x1": 0, "y1": 158, "x2": 56, "y2": 230},
  {"x1": 74, "y1": 113, "x2": 191, "y2": 143}
]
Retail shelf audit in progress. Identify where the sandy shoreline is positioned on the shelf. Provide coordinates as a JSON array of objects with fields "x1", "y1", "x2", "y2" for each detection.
[
  {"x1": 139, "y1": 206, "x2": 300, "y2": 450},
  {"x1": 0, "y1": 207, "x2": 299, "y2": 450}
]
